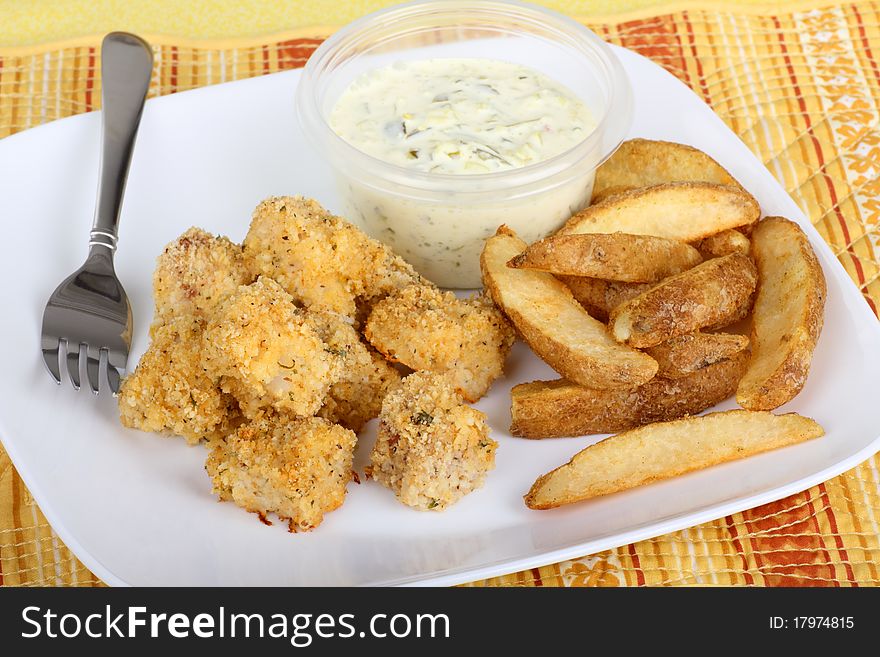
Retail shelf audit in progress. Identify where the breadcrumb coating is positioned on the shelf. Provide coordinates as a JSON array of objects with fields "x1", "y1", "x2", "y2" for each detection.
[
  {"x1": 152, "y1": 227, "x2": 251, "y2": 324},
  {"x1": 242, "y1": 196, "x2": 426, "y2": 317},
  {"x1": 206, "y1": 413, "x2": 357, "y2": 532},
  {"x1": 202, "y1": 277, "x2": 345, "y2": 418},
  {"x1": 367, "y1": 372, "x2": 496, "y2": 511},
  {"x1": 118, "y1": 316, "x2": 240, "y2": 444},
  {"x1": 364, "y1": 286, "x2": 514, "y2": 401},
  {"x1": 303, "y1": 309, "x2": 402, "y2": 433},
  {"x1": 319, "y1": 348, "x2": 401, "y2": 433}
]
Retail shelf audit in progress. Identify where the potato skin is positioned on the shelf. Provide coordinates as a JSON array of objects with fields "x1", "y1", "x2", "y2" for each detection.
[
  {"x1": 645, "y1": 331, "x2": 750, "y2": 379},
  {"x1": 736, "y1": 217, "x2": 826, "y2": 410},
  {"x1": 510, "y1": 349, "x2": 748, "y2": 438},
  {"x1": 558, "y1": 276, "x2": 651, "y2": 322},
  {"x1": 591, "y1": 138, "x2": 743, "y2": 204},
  {"x1": 508, "y1": 232, "x2": 702, "y2": 282},
  {"x1": 694, "y1": 229, "x2": 750, "y2": 259},
  {"x1": 524, "y1": 409, "x2": 824, "y2": 509},
  {"x1": 609, "y1": 253, "x2": 757, "y2": 348},
  {"x1": 482, "y1": 226, "x2": 658, "y2": 389},
  {"x1": 561, "y1": 182, "x2": 760, "y2": 241}
]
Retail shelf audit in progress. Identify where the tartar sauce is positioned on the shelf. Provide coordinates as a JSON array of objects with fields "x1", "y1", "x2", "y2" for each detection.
[
  {"x1": 330, "y1": 59, "x2": 593, "y2": 174},
  {"x1": 326, "y1": 58, "x2": 598, "y2": 287}
]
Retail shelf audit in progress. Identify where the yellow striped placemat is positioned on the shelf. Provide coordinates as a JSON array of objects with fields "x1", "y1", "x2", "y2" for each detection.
[{"x1": 1, "y1": 0, "x2": 878, "y2": 586}]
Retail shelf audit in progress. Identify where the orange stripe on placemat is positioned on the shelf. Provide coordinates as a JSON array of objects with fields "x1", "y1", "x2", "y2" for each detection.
[
  {"x1": 682, "y1": 11, "x2": 711, "y2": 103},
  {"x1": 724, "y1": 515, "x2": 755, "y2": 585},
  {"x1": 276, "y1": 38, "x2": 323, "y2": 71},
  {"x1": 85, "y1": 46, "x2": 95, "y2": 111},
  {"x1": 853, "y1": 3, "x2": 880, "y2": 89},
  {"x1": 613, "y1": 14, "x2": 689, "y2": 83},
  {"x1": 627, "y1": 542, "x2": 646, "y2": 586},
  {"x1": 9, "y1": 58, "x2": 22, "y2": 133},
  {"x1": 262, "y1": 43, "x2": 270, "y2": 75},
  {"x1": 170, "y1": 45, "x2": 178, "y2": 93},
  {"x1": 9, "y1": 469, "x2": 26, "y2": 583},
  {"x1": 817, "y1": 482, "x2": 858, "y2": 585},
  {"x1": 530, "y1": 567, "x2": 543, "y2": 586},
  {"x1": 772, "y1": 16, "x2": 877, "y2": 316},
  {"x1": 741, "y1": 492, "x2": 836, "y2": 586}
]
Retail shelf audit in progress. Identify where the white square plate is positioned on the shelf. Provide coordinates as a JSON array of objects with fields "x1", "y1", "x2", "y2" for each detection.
[{"x1": 1, "y1": 45, "x2": 879, "y2": 586}]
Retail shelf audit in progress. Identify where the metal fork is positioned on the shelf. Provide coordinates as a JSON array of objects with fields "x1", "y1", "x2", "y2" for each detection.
[{"x1": 40, "y1": 32, "x2": 153, "y2": 395}]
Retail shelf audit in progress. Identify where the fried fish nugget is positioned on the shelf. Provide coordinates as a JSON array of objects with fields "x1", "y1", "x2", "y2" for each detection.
[
  {"x1": 303, "y1": 309, "x2": 401, "y2": 432},
  {"x1": 243, "y1": 196, "x2": 426, "y2": 317},
  {"x1": 510, "y1": 349, "x2": 748, "y2": 438},
  {"x1": 364, "y1": 285, "x2": 515, "y2": 402},
  {"x1": 202, "y1": 277, "x2": 345, "y2": 418},
  {"x1": 152, "y1": 227, "x2": 251, "y2": 324},
  {"x1": 645, "y1": 331, "x2": 750, "y2": 379},
  {"x1": 319, "y1": 348, "x2": 401, "y2": 433},
  {"x1": 206, "y1": 413, "x2": 357, "y2": 532},
  {"x1": 118, "y1": 316, "x2": 239, "y2": 444},
  {"x1": 609, "y1": 253, "x2": 757, "y2": 348},
  {"x1": 366, "y1": 372, "x2": 496, "y2": 511}
]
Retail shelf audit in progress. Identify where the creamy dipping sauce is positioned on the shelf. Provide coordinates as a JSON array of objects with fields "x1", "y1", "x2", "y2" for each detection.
[
  {"x1": 330, "y1": 59, "x2": 594, "y2": 174},
  {"x1": 327, "y1": 58, "x2": 598, "y2": 287}
]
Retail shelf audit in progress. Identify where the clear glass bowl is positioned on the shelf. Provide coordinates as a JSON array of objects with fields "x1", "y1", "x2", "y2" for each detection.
[{"x1": 296, "y1": 0, "x2": 632, "y2": 287}]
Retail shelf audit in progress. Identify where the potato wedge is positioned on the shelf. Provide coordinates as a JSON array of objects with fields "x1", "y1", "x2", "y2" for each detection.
[
  {"x1": 645, "y1": 331, "x2": 749, "y2": 379},
  {"x1": 591, "y1": 138, "x2": 743, "y2": 203},
  {"x1": 508, "y1": 233, "x2": 702, "y2": 282},
  {"x1": 561, "y1": 182, "x2": 760, "y2": 241},
  {"x1": 525, "y1": 410, "x2": 824, "y2": 508},
  {"x1": 609, "y1": 253, "x2": 757, "y2": 348},
  {"x1": 695, "y1": 228, "x2": 750, "y2": 258},
  {"x1": 481, "y1": 226, "x2": 658, "y2": 389},
  {"x1": 559, "y1": 276, "x2": 651, "y2": 322},
  {"x1": 737, "y1": 217, "x2": 826, "y2": 410},
  {"x1": 510, "y1": 349, "x2": 747, "y2": 438}
]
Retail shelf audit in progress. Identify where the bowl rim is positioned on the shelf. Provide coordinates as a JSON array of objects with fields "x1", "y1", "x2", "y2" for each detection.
[{"x1": 295, "y1": 0, "x2": 633, "y2": 194}]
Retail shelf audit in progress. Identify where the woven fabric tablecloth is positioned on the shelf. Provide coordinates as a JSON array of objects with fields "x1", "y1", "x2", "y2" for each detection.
[{"x1": 2, "y1": 0, "x2": 879, "y2": 587}]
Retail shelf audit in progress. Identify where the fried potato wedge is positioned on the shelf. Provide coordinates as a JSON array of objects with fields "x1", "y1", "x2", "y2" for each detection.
[
  {"x1": 508, "y1": 233, "x2": 702, "y2": 282},
  {"x1": 695, "y1": 228, "x2": 750, "y2": 258},
  {"x1": 737, "y1": 217, "x2": 826, "y2": 410},
  {"x1": 561, "y1": 182, "x2": 760, "y2": 241},
  {"x1": 591, "y1": 138, "x2": 743, "y2": 203},
  {"x1": 481, "y1": 226, "x2": 658, "y2": 389},
  {"x1": 559, "y1": 276, "x2": 651, "y2": 322},
  {"x1": 525, "y1": 410, "x2": 824, "y2": 508},
  {"x1": 609, "y1": 253, "x2": 757, "y2": 348},
  {"x1": 510, "y1": 349, "x2": 747, "y2": 438},
  {"x1": 645, "y1": 331, "x2": 750, "y2": 379}
]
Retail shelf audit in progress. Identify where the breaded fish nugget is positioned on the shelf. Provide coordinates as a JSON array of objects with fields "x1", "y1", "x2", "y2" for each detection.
[
  {"x1": 206, "y1": 413, "x2": 357, "y2": 532},
  {"x1": 364, "y1": 286, "x2": 515, "y2": 402},
  {"x1": 153, "y1": 227, "x2": 251, "y2": 324},
  {"x1": 118, "y1": 316, "x2": 239, "y2": 444},
  {"x1": 203, "y1": 277, "x2": 345, "y2": 418},
  {"x1": 367, "y1": 372, "x2": 496, "y2": 511},
  {"x1": 303, "y1": 309, "x2": 401, "y2": 433},
  {"x1": 243, "y1": 196, "x2": 426, "y2": 317}
]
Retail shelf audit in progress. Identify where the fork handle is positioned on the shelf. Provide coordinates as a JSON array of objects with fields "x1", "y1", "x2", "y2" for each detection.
[{"x1": 89, "y1": 32, "x2": 153, "y2": 254}]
